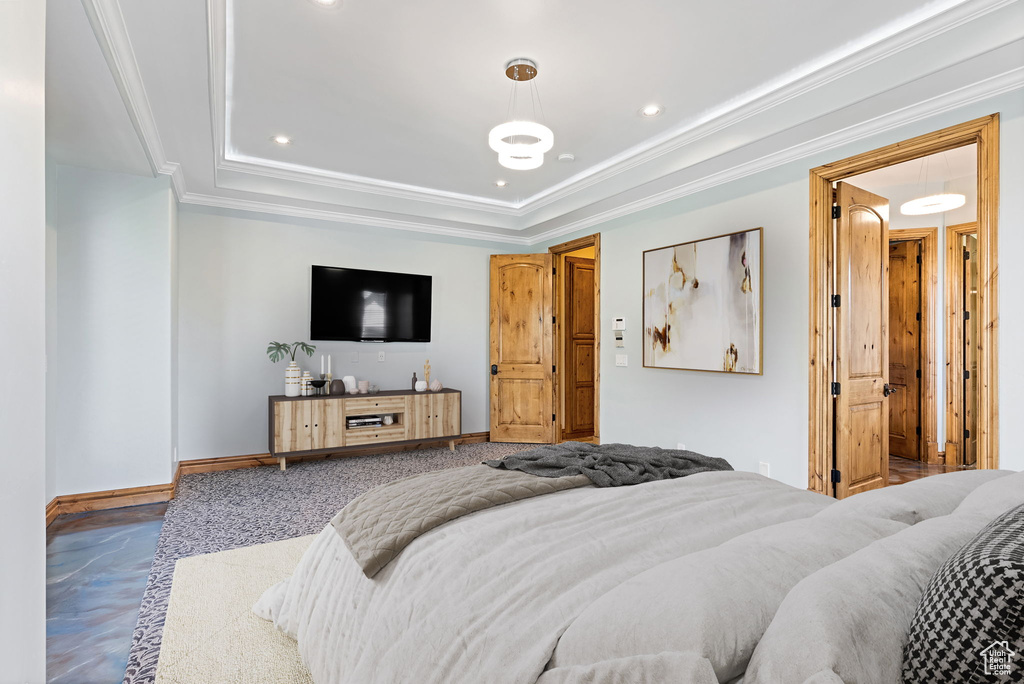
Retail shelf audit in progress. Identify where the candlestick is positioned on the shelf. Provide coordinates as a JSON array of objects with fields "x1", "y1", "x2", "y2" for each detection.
[
  {"x1": 325, "y1": 372, "x2": 333, "y2": 395},
  {"x1": 328, "y1": 354, "x2": 332, "y2": 375},
  {"x1": 321, "y1": 354, "x2": 325, "y2": 375}
]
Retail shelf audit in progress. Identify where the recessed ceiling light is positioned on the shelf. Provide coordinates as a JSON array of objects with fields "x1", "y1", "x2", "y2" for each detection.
[
  {"x1": 307, "y1": 0, "x2": 339, "y2": 6},
  {"x1": 272, "y1": 135, "x2": 292, "y2": 145},
  {"x1": 495, "y1": 180, "x2": 507, "y2": 188},
  {"x1": 558, "y1": 153, "x2": 575, "y2": 162},
  {"x1": 639, "y1": 104, "x2": 663, "y2": 117}
]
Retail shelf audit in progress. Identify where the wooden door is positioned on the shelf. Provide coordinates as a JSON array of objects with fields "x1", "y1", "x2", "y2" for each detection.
[
  {"x1": 887, "y1": 241, "x2": 921, "y2": 460},
  {"x1": 563, "y1": 256, "x2": 595, "y2": 439},
  {"x1": 833, "y1": 182, "x2": 890, "y2": 498},
  {"x1": 273, "y1": 400, "x2": 312, "y2": 453},
  {"x1": 963, "y1": 233, "x2": 979, "y2": 466},
  {"x1": 489, "y1": 254, "x2": 555, "y2": 443}
]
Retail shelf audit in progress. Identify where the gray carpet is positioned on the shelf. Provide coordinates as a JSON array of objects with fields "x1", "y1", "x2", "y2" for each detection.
[{"x1": 122, "y1": 442, "x2": 533, "y2": 684}]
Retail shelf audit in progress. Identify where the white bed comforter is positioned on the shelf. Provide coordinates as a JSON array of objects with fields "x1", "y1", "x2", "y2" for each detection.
[{"x1": 255, "y1": 471, "x2": 832, "y2": 684}]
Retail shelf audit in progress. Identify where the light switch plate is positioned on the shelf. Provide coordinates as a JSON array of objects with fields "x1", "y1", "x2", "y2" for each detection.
[
  {"x1": 759, "y1": 462, "x2": 771, "y2": 477},
  {"x1": 377, "y1": 351, "x2": 386, "y2": 362},
  {"x1": 615, "y1": 354, "x2": 628, "y2": 367},
  {"x1": 612, "y1": 317, "x2": 626, "y2": 331}
]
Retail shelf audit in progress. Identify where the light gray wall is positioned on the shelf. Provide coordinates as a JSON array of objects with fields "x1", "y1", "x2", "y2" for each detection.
[
  {"x1": 176, "y1": 207, "x2": 513, "y2": 461},
  {"x1": 48, "y1": 164, "x2": 176, "y2": 495},
  {"x1": 0, "y1": 0, "x2": 47, "y2": 677},
  {"x1": 544, "y1": 91, "x2": 1024, "y2": 489}
]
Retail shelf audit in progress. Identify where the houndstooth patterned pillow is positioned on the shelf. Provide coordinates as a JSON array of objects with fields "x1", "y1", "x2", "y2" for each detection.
[{"x1": 902, "y1": 502, "x2": 1024, "y2": 683}]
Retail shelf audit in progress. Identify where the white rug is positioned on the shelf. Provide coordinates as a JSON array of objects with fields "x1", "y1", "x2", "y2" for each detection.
[{"x1": 155, "y1": 535, "x2": 315, "y2": 683}]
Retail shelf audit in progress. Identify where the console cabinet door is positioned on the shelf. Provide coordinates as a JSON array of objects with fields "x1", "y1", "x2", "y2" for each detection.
[
  {"x1": 274, "y1": 401, "x2": 312, "y2": 453},
  {"x1": 406, "y1": 394, "x2": 432, "y2": 440},
  {"x1": 431, "y1": 393, "x2": 460, "y2": 438},
  {"x1": 312, "y1": 398, "x2": 345, "y2": 450}
]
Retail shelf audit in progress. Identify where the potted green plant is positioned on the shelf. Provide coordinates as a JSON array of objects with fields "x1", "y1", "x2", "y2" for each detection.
[{"x1": 267, "y1": 341, "x2": 316, "y2": 396}]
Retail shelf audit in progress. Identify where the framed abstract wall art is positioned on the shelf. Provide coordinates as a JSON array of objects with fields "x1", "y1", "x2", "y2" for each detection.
[{"x1": 643, "y1": 227, "x2": 762, "y2": 374}]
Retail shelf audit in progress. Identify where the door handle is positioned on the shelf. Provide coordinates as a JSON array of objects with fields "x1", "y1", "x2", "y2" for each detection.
[
  {"x1": 491, "y1": 364, "x2": 498, "y2": 376},
  {"x1": 883, "y1": 383, "x2": 899, "y2": 397}
]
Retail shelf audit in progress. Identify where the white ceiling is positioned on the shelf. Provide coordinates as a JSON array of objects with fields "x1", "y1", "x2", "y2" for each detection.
[
  {"x1": 45, "y1": 0, "x2": 151, "y2": 176},
  {"x1": 846, "y1": 144, "x2": 977, "y2": 191},
  {"x1": 46, "y1": 0, "x2": 1024, "y2": 243}
]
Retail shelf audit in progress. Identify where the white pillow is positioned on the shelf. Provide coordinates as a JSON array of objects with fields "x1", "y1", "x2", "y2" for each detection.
[
  {"x1": 549, "y1": 516, "x2": 906, "y2": 682},
  {"x1": 954, "y1": 469, "x2": 1024, "y2": 516},
  {"x1": 814, "y1": 469, "x2": 1009, "y2": 525},
  {"x1": 537, "y1": 652, "x2": 718, "y2": 684},
  {"x1": 745, "y1": 513, "x2": 992, "y2": 684}
]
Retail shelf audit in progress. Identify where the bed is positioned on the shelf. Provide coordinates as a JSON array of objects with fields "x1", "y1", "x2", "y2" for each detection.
[{"x1": 255, "y1": 465, "x2": 1024, "y2": 684}]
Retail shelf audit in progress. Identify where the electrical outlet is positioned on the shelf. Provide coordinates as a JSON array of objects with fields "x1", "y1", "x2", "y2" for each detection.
[
  {"x1": 759, "y1": 462, "x2": 771, "y2": 478},
  {"x1": 350, "y1": 351, "x2": 359, "y2": 363},
  {"x1": 615, "y1": 354, "x2": 628, "y2": 367},
  {"x1": 377, "y1": 351, "x2": 386, "y2": 362},
  {"x1": 676, "y1": 443, "x2": 686, "y2": 451}
]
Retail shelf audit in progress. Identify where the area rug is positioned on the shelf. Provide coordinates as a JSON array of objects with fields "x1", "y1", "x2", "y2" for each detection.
[
  {"x1": 124, "y1": 442, "x2": 533, "y2": 684},
  {"x1": 155, "y1": 536, "x2": 315, "y2": 683}
]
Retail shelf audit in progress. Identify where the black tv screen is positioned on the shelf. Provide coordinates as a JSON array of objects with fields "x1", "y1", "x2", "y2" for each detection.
[{"x1": 310, "y1": 266, "x2": 432, "y2": 342}]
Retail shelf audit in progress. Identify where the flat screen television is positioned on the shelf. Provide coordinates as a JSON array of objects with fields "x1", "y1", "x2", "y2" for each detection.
[{"x1": 310, "y1": 265, "x2": 432, "y2": 342}]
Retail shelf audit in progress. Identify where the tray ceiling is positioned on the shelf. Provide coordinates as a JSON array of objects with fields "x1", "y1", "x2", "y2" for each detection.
[{"x1": 49, "y1": 0, "x2": 1024, "y2": 243}]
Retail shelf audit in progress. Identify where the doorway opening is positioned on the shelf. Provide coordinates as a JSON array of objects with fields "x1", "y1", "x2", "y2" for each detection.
[
  {"x1": 550, "y1": 234, "x2": 601, "y2": 443},
  {"x1": 487, "y1": 235, "x2": 600, "y2": 445},
  {"x1": 808, "y1": 115, "x2": 999, "y2": 498}
]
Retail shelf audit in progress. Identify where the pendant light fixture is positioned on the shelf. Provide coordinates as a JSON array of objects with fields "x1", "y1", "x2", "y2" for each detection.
[
  {"x1": 899, "y1": 151, "x2": 966, "y2": 216},
  {"x1": 488, "y1": 59, "x2": 554, "y2": 171}
]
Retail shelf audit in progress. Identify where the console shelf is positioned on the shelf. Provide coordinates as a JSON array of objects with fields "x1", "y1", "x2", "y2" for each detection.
[{"x1": 268, "y1": 388, "x2": 461, "y2": 471}]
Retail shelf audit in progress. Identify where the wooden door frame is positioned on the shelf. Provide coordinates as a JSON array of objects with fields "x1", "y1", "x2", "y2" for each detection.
[
  {"x1": 945, "y1": 221, "x2": 979, "y2": 467},
  {"x1": 888, "y1": 227, "x2": 940, "y2": 465},
  {"x1": 549, "y1": 233, "x2": 601, "y2": 443},
  {"x1": 809, "y1": 114, "x2": 999, "y2": 494}
]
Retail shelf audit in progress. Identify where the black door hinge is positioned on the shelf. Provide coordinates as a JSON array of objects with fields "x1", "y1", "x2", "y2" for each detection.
[
  {"x1": 552, "y1": 414, "x2": 556, "y2": 422},
  {"x1": 552, "y1": 365, "x2": 556, "y2": 373},
  {"x1": 964, "y1": 369, "x2": 971, "y2": 380},
  {"x1": 831, "y1": 295, "x2": 841, "y2": 308},
  {"x1": 916, "y1": 426, "x2": 922, "y2": 436},
  {"x1": 964, "y1": 310, "x2": 971, "y2": 321},
  {"x1": 552, "y1": 316, "x2": 556, "y2": 324},
  {"x1": 916, "y1": 312, "x2": 921, "y2": 321},
  {"x1": 832, "y1": 206, "x2": 841, "y2": 219},
  {"x1": 964, "y1": 428, "x2": 971, "y2": 439},
  {"x1": 831, "y1": 382, "x2": 841, "y2": 396},
  {"x1": 552, "y1": 266, "x2": 556, "y2": 275},
  {"x1": 917, "y1": 254, "x2": 922, "y2": 264},
  {"x1": 831, "y1": 469, "x2": 842, "y2": 484},
  {"x1": 964, "y1": 250, "x2": 971, "y2": 261},
  {"x1": 916, "y1": 369, "x2": 921, "y2": 378}
]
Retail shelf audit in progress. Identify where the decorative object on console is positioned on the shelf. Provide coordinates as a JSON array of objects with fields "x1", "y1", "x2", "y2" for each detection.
[
  {"x1": 411, "y1": 372, "x2": 417, "y2": 390},
  {"x1": 310, "y1": 379, "x2": 327, "y2": 395},
  {"x1": 368, "y1": 385, "x2": 379, "y2": 394},
  {"x1": 267, "y1": 341, "x2": 316, "y2": 397},
  {"x1": 358, "y1": 380, "x2": 370, "y2": 394},
  {"x1": 415, "y1": 380, "x2": 428, "y2": 392},
  {"x1": 342, "y1": 375, "x2": 357, "y2": 394},
  {"x1": 643, "y1": 227, "x2": 762, "y2": 374},
  {"x1": 301, "y1": 371, "x2": 313, "y2": 396},
  {"x1": 430, "y1": 379, "x2": 443, "y2": 392},
  {"x1": 330, "y1": 379, "x2": 345, "y2": 395},
  {"x1": 424, "y1": 359, "x2": 431, "y2": 384}
]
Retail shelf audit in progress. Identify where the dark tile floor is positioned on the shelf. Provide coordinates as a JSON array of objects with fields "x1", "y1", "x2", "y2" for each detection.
[{"x1": 46, "y1": 503, "x2": 166, "y2": 684}]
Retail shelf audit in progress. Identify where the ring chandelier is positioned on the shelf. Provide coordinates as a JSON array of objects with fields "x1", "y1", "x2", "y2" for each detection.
[{"x1": 488, "y1": 59, "x2": 554, "y2": 171}]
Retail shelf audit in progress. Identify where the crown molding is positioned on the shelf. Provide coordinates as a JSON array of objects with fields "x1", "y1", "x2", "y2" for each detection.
[
  {"x1": 525, "y1": 65, "x2": 1024, "y2": 246},
  {"x1": 80, "y1": 0, "x2": 180, "y2": 189},
  {"x1": 209, "y1": 0, "x2": 1015, "y2": 216},
  {"x1": 176, "y1": 192, "x2": 532, "y2": 245}
]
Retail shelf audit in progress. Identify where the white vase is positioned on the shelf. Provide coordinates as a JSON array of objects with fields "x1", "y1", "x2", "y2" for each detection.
[
  {"x1": 285, "y1": 361, "x2": 301, "y2": 397},
  {"x1": 415, "y1": 380, "x2": 428, "y2": 392}
]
